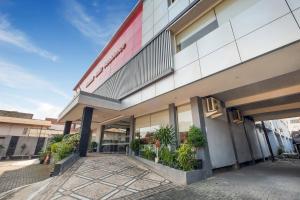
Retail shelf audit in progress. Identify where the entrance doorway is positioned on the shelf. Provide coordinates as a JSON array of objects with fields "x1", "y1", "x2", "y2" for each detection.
[{"x1": 100, "y1": 118, "x2": 131, "y2": 154}]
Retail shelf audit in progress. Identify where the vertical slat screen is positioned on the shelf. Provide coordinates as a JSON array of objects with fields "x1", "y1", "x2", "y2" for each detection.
[{"x1": 94, "y1": 31, "x2": 173, "y2": 100}]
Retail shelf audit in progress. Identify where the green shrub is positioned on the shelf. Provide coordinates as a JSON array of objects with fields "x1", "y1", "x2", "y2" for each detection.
[
  {"x1": 141, "y1": 145, "x2": 156, "y2": 161},
  {"x1": 52, "y1": 142, "x2": 73, "y2": 162},
  {"x1": 51, "y1": 142, "x2": 59, "y2": 153},
  {"x1": 63, "y1": 133, "x2": 80, "y2": 151},
  {"x1": 90, "y1": 141, "x2": 98, "y2": 151},
  {"x1": 50, "y1": 135, "x2": 64, "y2": 144},
  {"x1": 130, "y1": 139, "x2": 140, "y2": 154},
  {"x1": 154, "y1": 125, "x2": 175, "y2": 147},
  {"x1": 187, "y1": 126, "x2": 206, "y2": 148},
  {"x1": 177, "y1": 144, "x2": 195, "y2": 171},
  {"x1": 159, "y1": 147, "x2": 178, "y2": 168}
]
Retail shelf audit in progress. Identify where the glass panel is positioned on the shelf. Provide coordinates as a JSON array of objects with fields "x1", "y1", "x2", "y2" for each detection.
[
  {"x1": 150, "y1": 110, "x2": 169, "y2": 132},
  {"x1": 135, "y1": 110, "x2": 169, "y2": 146},
  {"x1": 177, "y1": 104, "x2": 193, "y2": 143}
]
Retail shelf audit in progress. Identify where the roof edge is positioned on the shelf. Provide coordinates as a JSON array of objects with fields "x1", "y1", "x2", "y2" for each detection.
[{"x1": 73, "y1": 0, "x2": 143, "y2": 91}]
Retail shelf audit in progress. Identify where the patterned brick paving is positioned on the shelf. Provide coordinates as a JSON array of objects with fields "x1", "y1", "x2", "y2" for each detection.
[
  {"x1": 40, "y1": 155, "x2": 173, "y2": 200},
  {"x1": 142, "y1": 160, "x2": 300, "y2": 200},
  {"x1": 0, "y1": 163, "x2": 51, "y2": 193}
]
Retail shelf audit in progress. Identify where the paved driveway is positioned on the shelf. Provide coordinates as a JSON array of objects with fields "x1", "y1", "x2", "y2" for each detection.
[
  {"x1": 32, "y1": 156, "x2": 300, "y2": 200},
  {"x1": 0, "y1": 159, "x2": 51, "y2": 193},
  {"x1": 145, "y1": 159, "x2": 300, "y2": 200},
  {"x1": 39, "y1": 155, "x2": 173, "y2": 200}
]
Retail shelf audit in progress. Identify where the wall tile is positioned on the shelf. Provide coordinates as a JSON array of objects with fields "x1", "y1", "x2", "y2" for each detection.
[
  {"x1": 231, "y1": 0, "x2": 290, "y2": 39},
  {"x1": 200, "y1": 42, "x2": 241, "y2": 77},
  {"x1": 143, "y1": 0, "x2": 154, "y2": 21},
  {"x1": 237, "y1": 14, "x2": 300, "y2": 61},
  {"x1": 141, "y1": 84, "x2": 156, "y2": 101},
  {"x1": 154, "y1": 0, "x2": 168, "y2": 24},
  {"x1": 154, "y1": 14, "x2": 168, "y2": 35},
  {"x1": 294, "y1": 8, "x2": 300, "y2": 25},
  {"x1": 142, "y1": 29, "x2": 154, "y2": 46},
  {"x1": 168, "y1": 0, "x2": 189, "y2": 22},
  {"x1": 174, "y1": 43, "x2": 199, "y2": 70},
  {"x1": 287, "y1": 0, "x2": 300, "y2": 10},
  {"x1": 155, "y1": 75, "x2": 174, "y2": 96},
  {"x1": 197, "y1": 22, "x2": 235, "y2": 58},
  {"x1": 122, "y1": 91, "x2": 142, "y2": 108},
  {"x1": 174, "y1": 60, "x2": 201, "y2": 88}
]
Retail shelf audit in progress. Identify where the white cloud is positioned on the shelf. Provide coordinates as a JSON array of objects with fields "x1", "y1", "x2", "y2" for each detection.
[
  {"x1": 63, "y1": 0, "x2": 113, "y2": 44},
  {"x1": 0, "y1": 60, "x2": 69, "y2": 99},
  {"x1": 0, "y1": 98, "x2": 63, "y2": 119},
  {"x1": 0, "y1": 15, "x2": 58, "y2": 62}
]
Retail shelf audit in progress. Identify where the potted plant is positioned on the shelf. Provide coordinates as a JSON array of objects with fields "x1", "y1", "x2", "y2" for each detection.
[
  {"x1": 177, "y1": 143, "x2": 195, "y2": 171},
  {"x1": 187, "y1": 126, "x2": 206, "y2": 169},
  {"x1": 130, "y1": 139, "x2": 140, "y2": 156},
  {"x1": 89, "y1": 141, "x2": 98, "y2": 152},
  {"x1": 154, "y1": 125, "x2": 175, "y2": 162}
]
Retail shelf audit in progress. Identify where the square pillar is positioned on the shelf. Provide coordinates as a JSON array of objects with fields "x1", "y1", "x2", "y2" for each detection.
[
  {"x1": 129, "y1": 116, "x2": 135, "y2": 155},
  {"x1": 242, "y1": 120, "x2": 256, "y2": 164},
  {"x1": 169, "y1": 103, "x2": 179, "y2": 148},
  {"x1": 226, "y1": 109, "x2": 240, "y2": 169},
  {"x1": 79, "y1": 107, "x2": 94, "y2": 157},
  {"x1": 190, "y1": 96, "x2": 212, "y2": 177},
  {"x1": 63, "y1": 121, "x2": 72, "y2": 135},
  {"x1": 99, "y1": 125, "x2": 105, "y2": 152},
  {"x1": 261, "y1": 121, "x2": 275, "y2": 161}
]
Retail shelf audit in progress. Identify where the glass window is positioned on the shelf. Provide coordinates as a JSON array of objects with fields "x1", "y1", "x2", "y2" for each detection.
[
  {"x1": 175, "y1": 10, "x2": 218, "y2": 52},
  {"x1": 177, "y1": 104, "x2": 193, "y2": 143},
  {"x1": 135, "y1": 110, "x2": 169, "y2": 145}
]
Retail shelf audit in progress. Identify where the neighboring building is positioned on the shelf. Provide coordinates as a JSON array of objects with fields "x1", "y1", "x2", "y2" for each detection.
[
  {"x1": 0, "y1": 110, "x2": 66, "y2": 159},
  {"x1": 286, "y1": 117, "x2": 300, "y2": 132},
  {"x1": 256, "y1": 120, "x2": 294, "y2": 156},
  {"x1": 58, "y1": 0, "x2": 300, "y2": 178}
]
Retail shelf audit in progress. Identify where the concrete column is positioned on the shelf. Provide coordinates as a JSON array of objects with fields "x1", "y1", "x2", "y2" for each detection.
[
  {"x1": 99, "y1": 125, "x2": 105, "y2": 152},
  {"x1": 255, "y1": 127, "x2": 265, "y2": 161},
  {"x1": 242, "y1": 120, "x2": 255, "y2": 164},
  {"x1": 94, "y1": 125, "x2": 103, "y2": 152},
  {"x1": 79, "y1": 107, "x2": 94, "y2": 157},
  {"x1": 226, "y1": 109, "x2": 240, "y2": 169},
  {"x1": 129, "y1": 116, "x2": 135, "y2": 155},
  {"x1": 261, "y1": 121, "x2": 275, "y2": 161},
  {"x1": 63, "y1": 121, "x2": 72, "y2": 135},
  {"x1": 169, "y1": 103, "x2": 179, "y2": 148},
  {"x1": 190, "y1": 96, "x2": 212, "y2": 177}
]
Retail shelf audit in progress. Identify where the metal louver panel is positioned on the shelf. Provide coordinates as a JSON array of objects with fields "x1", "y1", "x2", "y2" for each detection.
[{"x1": 94, "y1": 31, "x2": 173, "y2": 100}]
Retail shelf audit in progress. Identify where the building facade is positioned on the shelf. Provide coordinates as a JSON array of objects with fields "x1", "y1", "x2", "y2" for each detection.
[
  {"x1": 0, "y1": 111, "x2": 69, "y2": 159},
  {"x1": 59, "y1": 0, "x2": 300, "y2": 174}
]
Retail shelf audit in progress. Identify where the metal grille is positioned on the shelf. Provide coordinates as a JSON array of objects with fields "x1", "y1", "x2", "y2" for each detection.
[{"x1": 94, "y1": 31, "x2": 173, "y2": 100}]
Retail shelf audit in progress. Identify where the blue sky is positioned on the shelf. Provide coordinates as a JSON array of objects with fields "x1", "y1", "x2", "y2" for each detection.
[{"x1": 0, "y1": 0, "x2": 137, "y2": 119}]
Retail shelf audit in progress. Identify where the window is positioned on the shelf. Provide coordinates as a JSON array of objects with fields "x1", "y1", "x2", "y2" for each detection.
[
  {"x1": 175, "y1": 10, "x2": 218, "y2": 52},
  {"x1": 135, "y1": 110, "x2": 169, "y2": 145},
  {"x1": 177, "y1": 104, "x2": 193, "y2": 144}
]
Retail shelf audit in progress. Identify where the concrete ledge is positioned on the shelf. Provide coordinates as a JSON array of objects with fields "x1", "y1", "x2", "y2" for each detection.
[
  {"x1": 52, "y1": 153, "x2": 79, "y2": 176},
  {"x1": 133, "y1": 156, "x2": 207, "y2": 185}
]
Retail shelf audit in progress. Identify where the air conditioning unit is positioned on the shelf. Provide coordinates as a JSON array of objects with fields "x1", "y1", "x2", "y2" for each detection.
[
  {"x1": 232, "y1": 109, "x2": 243, "y2": 124},
  {"x1": 205, "y1": 97, "x2": 223, "y2": 118}
]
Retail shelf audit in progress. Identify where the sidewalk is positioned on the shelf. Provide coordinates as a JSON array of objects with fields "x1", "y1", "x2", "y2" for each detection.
[{"x1": 0, "y1": 159, "x2": 52, "y2": 194}]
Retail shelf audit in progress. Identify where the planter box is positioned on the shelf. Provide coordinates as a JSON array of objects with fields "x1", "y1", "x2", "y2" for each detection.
[
  {"x1": 52, "y1": 153, "x2": 79, "y2": 176},
  {"x1": 134, "y1": 156, "x2": 208, "y2": 185}
]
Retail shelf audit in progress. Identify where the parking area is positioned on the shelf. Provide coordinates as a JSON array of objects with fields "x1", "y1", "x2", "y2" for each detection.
[
  {"x1": 29, "y1": 155, "x2": 300, "y2": 200},
  {"x1": 145, "y1": 159, "x2": 300, "y2": 200},
  {"x1": 0, "y1": 159, "x2": 52, "y2": 194}
]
